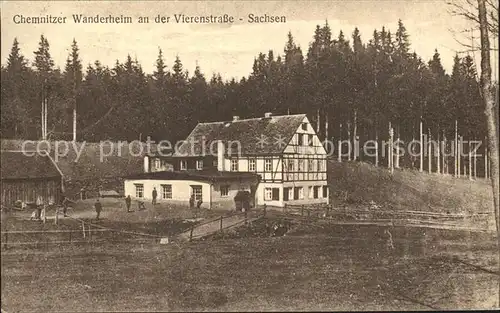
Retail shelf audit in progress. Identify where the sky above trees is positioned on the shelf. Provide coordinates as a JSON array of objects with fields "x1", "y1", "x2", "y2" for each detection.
[{"x1": 1, "y1": 0, "x2": 494, "y2": 80}]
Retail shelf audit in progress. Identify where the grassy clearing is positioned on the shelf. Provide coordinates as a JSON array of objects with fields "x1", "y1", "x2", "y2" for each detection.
[
  {"x1": 328, "y1": 160, "x2": 494, "y2": 214},
  {"x1": 1, "y1": 223, "x2": 498, "y2": 312}
]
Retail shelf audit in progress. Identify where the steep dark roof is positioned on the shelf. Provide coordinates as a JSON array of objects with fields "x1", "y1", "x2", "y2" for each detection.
[
  {"x1": 1, "y1": 139, "x2": 153, "y2": 180},
  {"x1": 0, "y1": 151, "x2": 62, "y2": 180},
  {"x1": 174, "y1": 114, "x2": 307, "y2": 157},
  {"x1": 124, "y1": 169, "x2": 260, "y2": 182}
]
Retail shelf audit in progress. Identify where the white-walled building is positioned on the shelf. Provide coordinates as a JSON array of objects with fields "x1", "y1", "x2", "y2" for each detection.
[{"x1": 125, "y1": 113, "x2": 329, "y2": 209}]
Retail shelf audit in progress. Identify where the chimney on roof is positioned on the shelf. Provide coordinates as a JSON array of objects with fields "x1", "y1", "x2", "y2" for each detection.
[
  {"x1": 217, "y1": 140, "x2": 225, "y2": 171},
  {"x1": 264, "y1": 112, "x2": 272, "y2": 118},
  {"x1": 232, "y1": 116, "x2": 240, "y2": 122}
]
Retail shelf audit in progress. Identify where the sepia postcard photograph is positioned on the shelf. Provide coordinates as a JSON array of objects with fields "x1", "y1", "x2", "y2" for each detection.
[{"x1": 1, "y1": 0, "x2": 499, "y2": 311}]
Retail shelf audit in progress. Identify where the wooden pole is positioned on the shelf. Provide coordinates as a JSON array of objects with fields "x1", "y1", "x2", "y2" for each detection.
[
  {"x1": 419, "y1": 118, "x2": 423, "y2": 172},
  {"x1": 455, "y1": 120, "x2": 458, "y2": 177},
  {"x1": 395, "y1": 125, "x2": 400, "y2": 169},
  {"x1": 82, "y1": 221, "x2": 85, "y2": 238},
  {"x1": 469, "y1": 142, "x2": 473, "y2": 180},
  {"x1": 473, "y1": 140, "x2": 477, "y2": 179},
  {"x1": 353, "y1": 111, "x2": 357, "y2": 161},
  {"x1": 436, "y1": 131, "x2": 441, "y2": 174},
  {"x1": 458, "y1": 135, "x2": 462, "y2": 178},
  {"x1": 485, "y1": 143, "x2": 489, "y2": 179},
  {"x1": 338, "y1": 123, "x2": 342, "y2": 162},
  {"x1": 428, "y1": 129, "x2": 432, "y2": 174},
  {"x1": 388, "y1": 122, "x2": 392, "y2": 170},
  {"x1": 220, "y1": 216, "x2": 223, "y2": 231},
  {"x1": 443, "y1": 130, "x2": 448, "y2": 175},
  {"x1": 347, "y1": 121, "x2": 351, "y2": 161}
]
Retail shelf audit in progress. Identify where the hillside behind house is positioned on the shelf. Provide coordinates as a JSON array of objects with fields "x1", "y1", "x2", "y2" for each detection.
[{"x1": 328, "y1": 160, "x2": 494, "y2": 214}]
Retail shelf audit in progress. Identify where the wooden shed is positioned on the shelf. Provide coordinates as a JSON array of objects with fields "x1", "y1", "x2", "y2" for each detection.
[{"x1": 0, "y1": 150, "x2": 64, "y2": 206}]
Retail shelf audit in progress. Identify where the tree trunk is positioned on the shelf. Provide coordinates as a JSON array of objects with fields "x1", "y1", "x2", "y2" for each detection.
[
  {"x1": 420, "y1": 118, "x2": 424, "y2": 172},
  {"x1": 478, "y1": 0, "x2": 500, "y2": 305},
  {"x1": 353, "y1": 110, "x2": 357, "y2": 161}
]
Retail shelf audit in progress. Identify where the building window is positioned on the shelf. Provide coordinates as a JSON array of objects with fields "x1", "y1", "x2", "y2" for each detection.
[
  {"x1": 293, "y1": 187, "x2": 303, "y2": 200},
  {"x1": 265, "y1": 158, "x2": 272, "y2": 171},
  {"x1": 248, "y1": 158, "x2": 256, "y2": 171},
  {"x1": 134, "y1": 184, "x2": 144, "y2": 198},
  {"x1": 302, "y1": 134, "x2": 308, "y2": 146},
  {"x1": 231, "y1": 158, "x2": 238, "y2": 171},
  {"x1": 298, "y1": 134, "x2": 303, "y2": 146},
  {"x1": 308, "y1": 186, "x2": 313, "y2": 198},
  {"x1": 161, "y1": 184, "x2": 172, "y2": 199},
  {"x1": 154, "y1": 158, "x2": 161, "y2": 169},
  {"x1": 196, "y1": 160, "x2": 203, "y2": 170},
  {"x1": 283, "y1": 187, "x2": 292, "y2": 201},
  {"x1": 213, "y1": 159, "x2": 218, "y2": 168},
  {"x1": 308, "y1": 134, "x2": 314, "y2": 146},
  {"x1": 318, "y1": 159, "x2": 323, "y2": 172},
  {"x1": 308, "y1": 159, "x2": 314, "y2": 172},
  {"x1": 287, "y1": 159, "x2": 294, "y2": 172},
  {"x1": 323, "y1": 185, "x2": 328, "y2": 198},
  {"x1": 180, "y1": 160, "x2": 187, "y2": 170},
  {"x1": 298, "y1": 159, "x2": 304, "y2": 172},
  {"x1": 264, "y1": 188, "x2": 279, "y2": 201},
  {"x1": 191, "y1": 185, "x2": 202, "y2": 201},
  {"x1": 220, "y1": 185, "x2": 229, "y2": 197},
  {"x1": 301, "y1": 122, "x2": 307, "y2": 131},
  {"x1": 313, "y1": 186, "x2": 320, "y2": 199}
]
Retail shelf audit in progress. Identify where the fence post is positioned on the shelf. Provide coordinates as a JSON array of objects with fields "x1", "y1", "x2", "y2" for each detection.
[
  {"x1": 263, "y1": 205, "x2": 267, "y2": 217},
  {"x1": 301, "y1": 205, "x2": 304, "y2": 217},
  {"x1": 189, "y1": 226, "x2": 194, "y2": 242},
  {"x1": 220, "y1": 216, "x2": 223, "y2": 231},
  {"x1": 245, "y1": 210, "x2": 248, "y2": 225}
]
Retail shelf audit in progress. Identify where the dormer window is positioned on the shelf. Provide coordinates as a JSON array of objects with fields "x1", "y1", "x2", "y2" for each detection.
[
  {"x1": 180, "y1": 160, "x2": 187, "y2": 170},
  {"x1": 301, "y1": 122, "x2": 308, "y2": 131}
]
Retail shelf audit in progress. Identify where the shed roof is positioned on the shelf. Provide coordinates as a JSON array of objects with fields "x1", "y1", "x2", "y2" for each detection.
[
  {"x1": 174, "y1": 114, "x2": 307, "y2": 157},
  {"x1": 0, "y1": 151, "x2": 63, "y2": 180}
]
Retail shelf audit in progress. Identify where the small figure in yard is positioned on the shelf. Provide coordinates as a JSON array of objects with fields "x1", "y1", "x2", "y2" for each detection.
[
  {"x1": 384, "y1": 229, "x2": 395, "y2": 252},
  {"x1": 125, "y1": 195, "x2": 132, "y2": 212},
  {"x1": 152, "y1": 187, "x2": 158, "y2": 205},
  {"x1": 62, "y1": 196, "x2": 70, "y2": 217},
  {"x1": 94, "y1": 199, "x2": 102, "y2": 220},
  {"x1": 196, "y1": 199, "x2": 202, "y2": 209},
  {"x1": 189, "y1": 194, "x2": 195, "y2": 209}
]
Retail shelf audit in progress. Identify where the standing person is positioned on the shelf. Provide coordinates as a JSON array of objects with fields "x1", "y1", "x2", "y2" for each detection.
[
  {"x1": 62, "y1": 196, "x2": 70, "y2": 217},
  {"x1": 125, "y1": 195, "x2": 132, "y2": 212},
  {"x1": 189, "y1": 194, "x2": 195, "y2": 209},
  {"x1": 94, "y1": 199, "x2": 102, "y2": 220},
  {"x1": 152, "y1": 187, "x2": 158, "y2": 205}
]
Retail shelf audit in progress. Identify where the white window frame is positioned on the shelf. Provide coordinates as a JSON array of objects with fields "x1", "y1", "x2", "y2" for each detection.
[
  {"x1": 265, "y1": 158, "x2": 272, "y2": 171},
  {"x1": 180, "y1": 160, "x2": 187, "y2": 170},
  {"x1": 161, "y1": 184, "x2": 172, "y2": 199},
  {"x1": 134, "y1": 184, "x2": 144, "y2": 198},
  {"x1": 230, "y1": 158, "x2": 239, "y2": 171},
  {"x1": 298, "y1": 187, "x2": 304, "y2": 200},
  {"x1": 248, "y1": 158, "x2": 256, "y2": 171},
  {"x1": 264, "y1": 188, "x2": 273, "y2": 200},
  {"x1": 192, "y1": 185, "x2": 203, "y2": 202}
]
